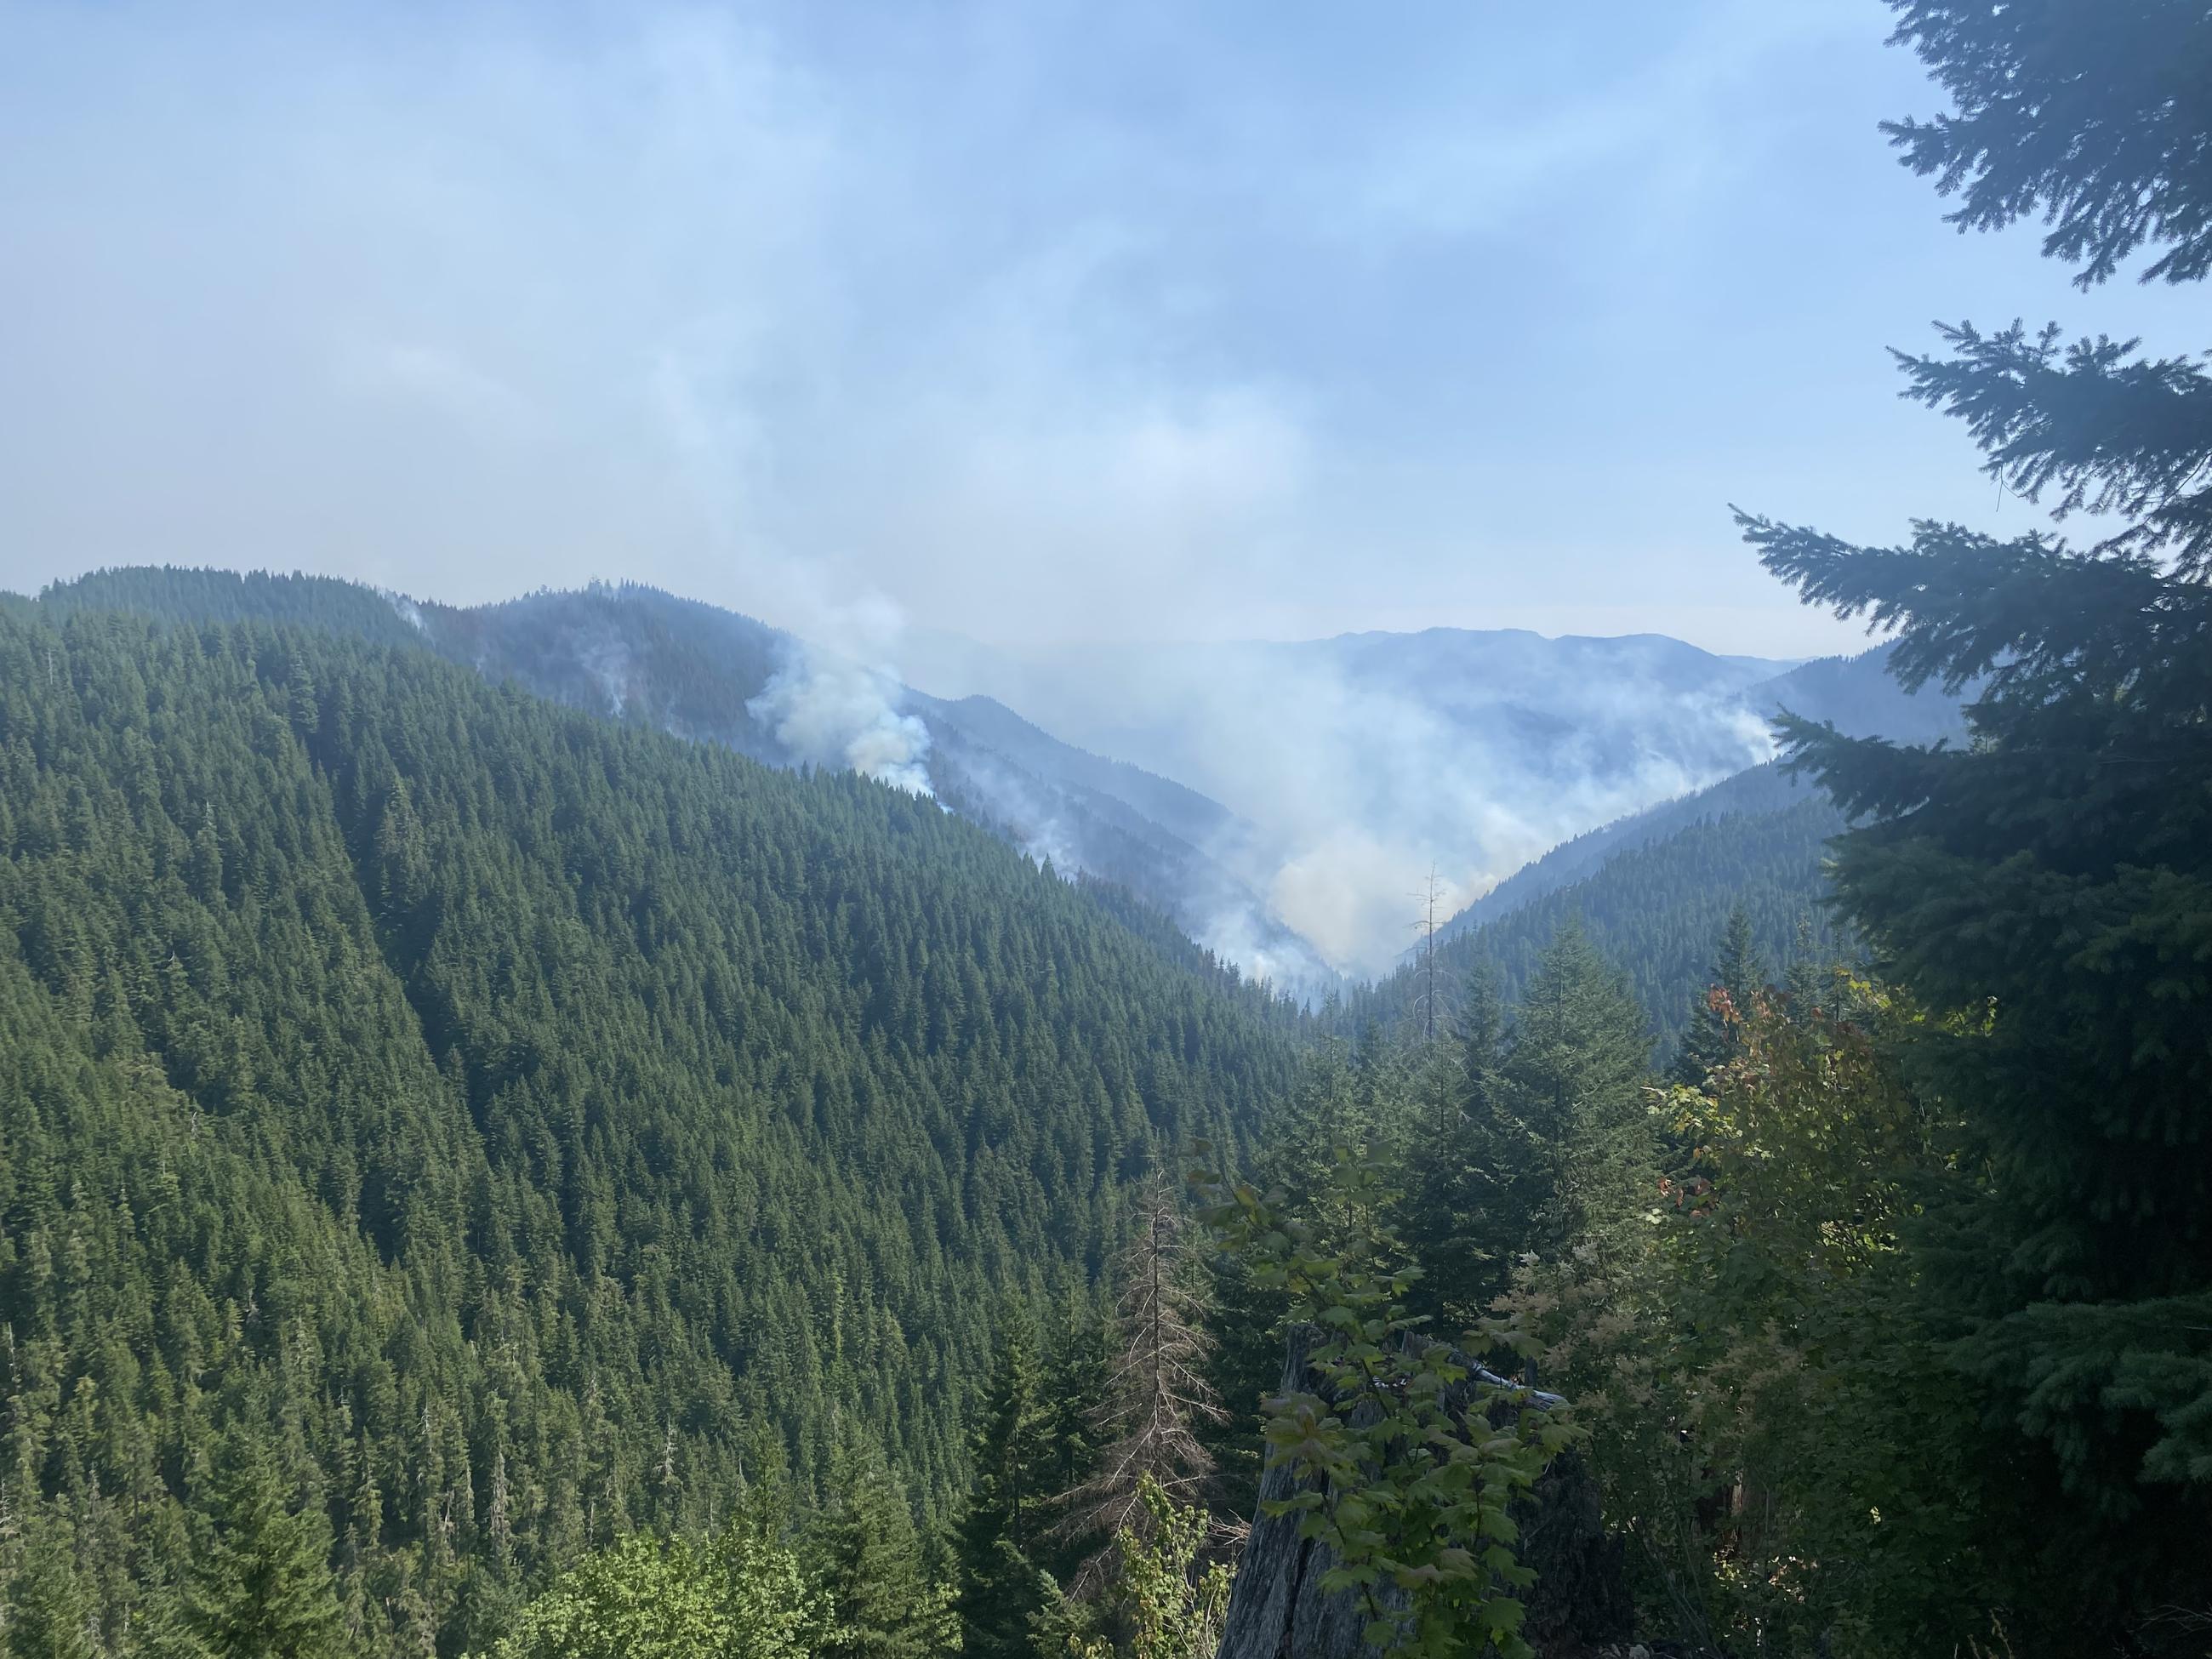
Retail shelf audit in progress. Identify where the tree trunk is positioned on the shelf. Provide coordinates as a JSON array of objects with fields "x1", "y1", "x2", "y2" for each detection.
[{"x1": 1214, "y1": 1331, "x2": 1632, "y2": 1659}]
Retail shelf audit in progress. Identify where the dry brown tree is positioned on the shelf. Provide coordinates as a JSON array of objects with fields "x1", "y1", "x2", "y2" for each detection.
[{"x1": 1053, "y1": 1173, "x2": 1231, "y2": 1595}]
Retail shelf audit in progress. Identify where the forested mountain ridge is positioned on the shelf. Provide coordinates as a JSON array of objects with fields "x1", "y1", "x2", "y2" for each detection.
[
  {"x1": 1358, "y1": 783, "x2": 1851, "y2": 1052},
  {"x1": 1432, "y1": 642, "x2": 1959, "y2": 946},
  {"x1": 1433, "y1": 761, "x2": 1833, "y2": 945},
  {"x1": 1372, "y1": 644, "x2": 1964, "y2": 1046},
  {"x1": 0, "y1": 604, "x2": 1302, "y2": 1653},
  {"x1": 29, "y1": 567, "x2": 1340, "y2": 998}
]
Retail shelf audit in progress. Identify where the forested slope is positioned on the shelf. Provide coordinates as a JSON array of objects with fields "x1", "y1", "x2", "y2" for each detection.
[
  {"x1": 29, "y1": 567, "x2": 1341, "y2": 999},
  {"x1": 0, "y1": 607, "x2": 1299, "y2": 1652},
  {"x1": 1434, "y1": 761, "x2": 1829, "y2": 944},
  {"x1": 1359, "y1": 788, "x2": 1851, "y2": 1048}
]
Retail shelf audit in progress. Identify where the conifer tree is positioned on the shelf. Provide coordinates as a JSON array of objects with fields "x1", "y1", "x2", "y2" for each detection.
[
  {"x1": 1398, "y1": 958, "x2": 1531, "y2": 1331},
  {"x1": 1053, "y1": 1178, "x2": 1225, "y2": 1593},
  {"x1": 807, "y1": 1438, "x2": 951, "y2": 1659},
  {"x1": 1038, "y1": 1297, "x2": 1111, "y2": 1519},
  {"x1": 951, "y1": 1320, "x2": 1054, "y2": 1659},
  {"x1": 1733, "y1": 0, "x2": 2212, "y2": 1633},
  {"x1": 1499, "y1": 919, "x2": 1655, "y2": 1269},
  {"x1": 1668, "y1": 907, "x2": 1764, "y2": 1086},
  {"x1": 187, "y1": 1434, "x2": 341, "y2": 1659},
  {"x1": 4, "y1": 1520, "x2": 100, "y2": 1659}
]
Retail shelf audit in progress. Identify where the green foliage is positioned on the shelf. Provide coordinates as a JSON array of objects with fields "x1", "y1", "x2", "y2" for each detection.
[
  {"x1": 1065, "y1": 1476, "x2": 1229, "y2": 1659},
  {"x1": 806, "y1": 1438, "x2": 955, "y2": 1659},
  {"x1": 3, "y1": 1518, "x2": 102, "y2": 1659},
  {"x1": 187, "y1": 1431, "x2": 343, "y2": 1659},
  {"x1": 490, "y1": 1530, "x2": 814, "y2": 1659},
  {"x1": 1519, "y1": 983, "x2": 1992, "y2": 1655},
  {"x1": 1495, "y1": 921, "x2": 1656, "y2": 1273},
  {"x1": 1734, "y1": 3, "x2": 2212, "y2": 1639},
  {"x1": 0, "y1": 605, "x2": 1295, "y2": 1652},
  {"x1": 36, "y1": 567, "x2": 427, "y2": 652},
  {"x1": 952, "y1": 1322, "x2": 1058, "y2": 1659},
  {"x1": 1667, "y1": 906, "x2": 1763, "y2": 1086},
  {"x1": 1394, "y1": 960, "x2": 1532, "y2": 1330},
  {"x1": 1884, "y1": 0, "x2": 2212, "y2": 287},
  {"x1": 1198, "y1": 1147, "x2": 1567, "y2": 1659},
  {"x1": 1355, "y1": 793, "x2": 1850, "y2": 1052}
]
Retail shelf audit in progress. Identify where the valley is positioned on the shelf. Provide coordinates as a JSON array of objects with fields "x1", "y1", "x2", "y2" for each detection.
[{"x1": 3, "y1": 4, "x2": 2207, "y2": 1656}]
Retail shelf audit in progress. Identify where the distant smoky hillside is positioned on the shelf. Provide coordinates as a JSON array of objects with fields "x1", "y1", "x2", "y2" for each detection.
[
  {"x1": 1356, "y1": 779, "x2": 1856, "y2": 1052},
  {"x1": 1423, "y1": 639, "x2": 1964, "y2": 952},
  {"x1": 900, "y1": 625, "x2": 1811, "y2": 976},
  {"x1": 1359, "y1": 644, "x2": 1963, "y2": 1046},
  {"x1": 26, "y1": 567, "x2": 1340, "y2": 1000}
]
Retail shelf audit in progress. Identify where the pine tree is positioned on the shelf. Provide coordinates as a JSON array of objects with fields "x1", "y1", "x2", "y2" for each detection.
[
  {"x1": 1053, "y1": 1178, "x2": 1225, "y2": 1593},
  {"x1": 1037, "y1": 1296, "x2": 1111, "y2": 1519},
  {"x1": 1499, "y1": 919, "x2": 1654, "y2": 1270},
  {"x1": 1398, "y1": 958, "x2": 1530, "y2": 1331},
  {"x1": 1668, "y1": 907, "x2": 1764, "y2": 1086},
  {"x1": 1732, "y1": 1, "x2": 2212, "y2": 1634},
  {"x1": 952, "y1": 1320, "x2": 1054, "y2": 1659},
  {"x1": 187, "y1": 1434, "x2": 342, "y2": 1659},
  {"x1": 807, "y1": 1438, "x2": 950, "y2": 1659},
  {"x1": 4, "y1": 1520, "x2": 100, "y2": 1659}
]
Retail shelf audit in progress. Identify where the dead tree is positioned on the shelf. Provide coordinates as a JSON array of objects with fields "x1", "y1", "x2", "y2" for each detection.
[{"x1": 1054, "y1": 1175, "x2": 1229, "y2": 1592}]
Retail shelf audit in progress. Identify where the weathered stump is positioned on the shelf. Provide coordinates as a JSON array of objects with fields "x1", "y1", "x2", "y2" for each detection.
[{"x1": 1214, "y1": 1332, "x2": 1630, "y2": 1659}]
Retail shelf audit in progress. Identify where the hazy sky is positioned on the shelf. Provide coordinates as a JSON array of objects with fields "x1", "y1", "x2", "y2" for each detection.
[{"x1": 2, "y1": 0, "x2": 2198, "y2": 658}]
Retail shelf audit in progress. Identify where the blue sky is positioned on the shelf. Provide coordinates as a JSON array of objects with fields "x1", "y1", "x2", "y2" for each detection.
[{"x1": 1, "y1": 0, "x2": 2198, "y2": 657}]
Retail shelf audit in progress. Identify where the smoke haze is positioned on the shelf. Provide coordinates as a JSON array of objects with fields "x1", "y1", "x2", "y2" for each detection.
[{"x1": 7, "y1": 0, "x2": 2198, "y2": 657}]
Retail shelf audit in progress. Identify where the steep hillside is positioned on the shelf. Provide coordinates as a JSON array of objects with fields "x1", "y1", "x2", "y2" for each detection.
[
  {"x1": 0, "y1": 606, "x2": 1300, "y2": 1653},
  {"x1": 1436, "y1": 762, "x2": 1823, "y2": 945},
  {"x1": 31, "y1": 570, "x2": 1338, "y2": 996},
  {"x1": 898, "y1": 626, "x2": 1811, "y2": 974},
  {"x1": 1360, "y1": 787, "x2": 1854, "y2": 1050},
  {"x1": 1389, "y1": 641, "x2": 1964, "y2": 1029},
  {"x1": 1744, "y1": 641, "x2": 1971, "y2": 747}
]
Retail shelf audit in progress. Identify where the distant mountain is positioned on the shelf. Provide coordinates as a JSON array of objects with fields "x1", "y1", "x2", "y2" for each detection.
[
  {"x1": 903, "y1": 625, "x2": 1835, "y2": 976},
  {"x1": 1425, "y1": 640, "x2": 1966, "y2": 945},
  {"x1": 1742, "y1": 641, "x2": 1970, "y2": 749},
  {"x1": 1355, "y1": 776, "x2": 1855, "y2": 1052},
  {"x1": 29, "y1": 569, "x2": 1340, "y2": 996},
  {"x1": 1360, "y1": 641, "x2": 1969, "y2": 1046},
  {"x1": 29, "y1": 569, "x2": 1961, "y2": 1000},
  {"x1": 1434, "y1": 761, "x2": 1827, "y2": 948}
]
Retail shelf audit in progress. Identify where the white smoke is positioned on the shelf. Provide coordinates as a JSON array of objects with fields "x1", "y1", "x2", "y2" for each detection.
[
  {"x1": 579, "y1": 635, "x2": 635, "y2": 717},
  {"x1": 899, "y1": 630, "x2": 1789, "y2": 978},
  {"x1": 749, "y1": 645, "x2": 932, "y2": 795},
  {"x1": 385, "y1": 591, "x2": 429, "y2": 633}
]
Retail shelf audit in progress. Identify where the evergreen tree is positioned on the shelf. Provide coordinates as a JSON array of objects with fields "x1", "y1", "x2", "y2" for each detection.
[
  {"x1": 1732, "y1": 0, "x2": 2212, "y2": 1635},
  {"x1": 4, "y1": 1522, "x2": 100, "y2": 1659},
  {"x1": 187, "y1": 1435, "x2": 341, "y2": 1659},
  {"x1": 951, "y1": 1320, "x2": 1054, "y2": 1659},
  {"x1": 1498, "y1": 919, "x2": 1655, "y2": 1270},
  {"x1": 1398, "y1": 958, "x2": 1531, "y2": 1331},
  {"x1": 1037, "y1": 1296, "x2": 1112, "y2": 1525},
  {"x1": 1668, "y1": 906, "x2": 1764, "y2": 1086},
  {"x1": 806, "y1": 1440, "x2": 951, "y2": 1659}
]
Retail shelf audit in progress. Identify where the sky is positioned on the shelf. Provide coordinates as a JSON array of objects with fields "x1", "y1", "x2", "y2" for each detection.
[{"x1": 0, "y1": 0, "x2": 2201, "y2": 660}]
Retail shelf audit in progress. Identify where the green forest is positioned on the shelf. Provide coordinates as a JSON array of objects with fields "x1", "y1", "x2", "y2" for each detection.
[{"x1": 4, "y1": 2, "x2": 2212, "y2": 1656}]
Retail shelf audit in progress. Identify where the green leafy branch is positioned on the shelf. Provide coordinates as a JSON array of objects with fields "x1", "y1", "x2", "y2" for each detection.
[{"x1": 1194, "y1": 1145, "x2": 1573, "y2": 1657}]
